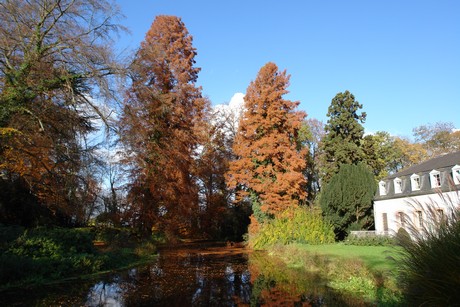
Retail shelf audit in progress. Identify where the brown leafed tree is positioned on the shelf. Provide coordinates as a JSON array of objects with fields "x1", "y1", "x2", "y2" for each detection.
[
  {"x1": 120, "y1": 15, "x2": 209, "y2": 236},
  {"x1": 0, "y1": 0, "x2": 124, "y2": 225},
  {"x1": 227, "y1": 62, "x2": 307, "y2": 231}
]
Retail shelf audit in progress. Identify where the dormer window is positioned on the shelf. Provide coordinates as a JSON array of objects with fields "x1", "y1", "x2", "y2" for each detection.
[
  {"x1": 394, "y1": 177, "x2": 403, "y2": 194},
  {"x1": 379, "y1": 181, "x2": 387, "y2": 196},
  {"x1": 410, "y1": 174, "x2": 421, "y2": 191},
  {"x1": 429, "y1": 170, "x2": 442, "y2": 188},
  {"x1": 452, "y1": 165, "x2": 460, "y2": 185}
]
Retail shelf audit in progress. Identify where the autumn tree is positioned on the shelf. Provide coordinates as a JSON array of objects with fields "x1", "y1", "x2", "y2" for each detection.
[
  {"x1": 120, "y1": 15, "x2": 209, "y2": 236},
  {"x1": 319, "y1": 91, "x2": 366, "y2": 184},
  {"x1": 413, "y1": 122, "x2": 460, "y2": 157},
  {"x1": 391, "y1": 136, "x2": 428, "y2": 172},
  {"x1": 0, "y1": 0, "x2": 124, "y2": 225},
  {"x1": 361, "y1": 131, "x2": 403, "y2": 180},
  {"x1": 320, "y1": 163, "x2": 376, "y2": 240},
  {"x1": 194, "y1": 108, "x2": 251, "y2": 240},
  {"x1": 227, "y1": 62, "x2": 307, "y2": 232}
]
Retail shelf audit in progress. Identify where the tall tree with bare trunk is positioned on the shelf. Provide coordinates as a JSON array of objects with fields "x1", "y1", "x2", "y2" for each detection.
[{"x1": 0, "y1": 0, "x2": 124, "y2": 225}]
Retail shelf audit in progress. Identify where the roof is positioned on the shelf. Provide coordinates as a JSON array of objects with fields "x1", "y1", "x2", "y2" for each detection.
[{"x1": 387, "y1": 151, "x2": 460, "y2": 179}]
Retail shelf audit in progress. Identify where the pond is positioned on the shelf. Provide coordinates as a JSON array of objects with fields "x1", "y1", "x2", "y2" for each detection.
[{"x1": 1, "y1": 242, "x2": 369, "y2": 306}]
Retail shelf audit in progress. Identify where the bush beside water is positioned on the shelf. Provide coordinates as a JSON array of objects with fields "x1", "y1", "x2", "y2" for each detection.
[
  {"x1": 0, "y1": 225, "x2": 157, "y2": 290},
  {"x1": 248, "y1": 207, "x2": 335, "y2": 249}
]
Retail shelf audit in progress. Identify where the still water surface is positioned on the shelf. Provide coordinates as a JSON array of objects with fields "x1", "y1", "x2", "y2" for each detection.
[{"x1": 2, "y1": 242, "x2": 368, "y2": 306}]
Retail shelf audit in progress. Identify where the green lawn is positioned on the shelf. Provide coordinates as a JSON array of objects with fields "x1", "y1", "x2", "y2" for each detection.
[{"x1": 291, "y1": 243, "x2": 402, "y2": 272}]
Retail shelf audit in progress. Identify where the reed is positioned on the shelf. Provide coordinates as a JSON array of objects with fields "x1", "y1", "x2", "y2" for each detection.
[{"x1": 396, "y1": 186, "x2": 460, "y2": 306}]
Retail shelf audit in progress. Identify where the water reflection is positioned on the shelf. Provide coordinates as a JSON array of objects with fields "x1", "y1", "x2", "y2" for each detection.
[
  {"x1": 81, "y1": 242, "x2": 252, "y2": 306},
  {"x1": 86, "y1": 280, "x2": 125, "y2": 306},
  {"x1": 2, "y1": 242, "x2": 370, "y2": 306}
]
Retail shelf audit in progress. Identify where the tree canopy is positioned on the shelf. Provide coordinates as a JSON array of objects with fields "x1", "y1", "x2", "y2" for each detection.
[
  {"x1": 319, "y1": 91, "x2": 366, "y2": 184},
  {"x1": 227, "y1": 62, "x2": 307, "y2": 231},
  {"x1": 120, "y1": 15, "x2": 209, "y2": 236},
  {"x1": 413, "y1": 122, "x2": 460, "y2": 158},
  {"x1": 0, "y1": 0, "x2": 123, "y2": 225}
]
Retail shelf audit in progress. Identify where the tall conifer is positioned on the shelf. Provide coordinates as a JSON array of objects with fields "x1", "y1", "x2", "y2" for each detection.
[
  {"x1": 319, "y1": 91, "x2": 366, "y2": 184},
  {"x1": 227, "y1": 62, "x2": 307, "y2": 231},
  {"x1": 121, "y1": 15, "x2": 208, "y2": 235}
]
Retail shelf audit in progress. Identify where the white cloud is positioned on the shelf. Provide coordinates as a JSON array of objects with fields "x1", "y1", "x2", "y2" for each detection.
[
  {"x1": 210, "y1": 92, "x2": 245, "y2": 140},
  {"x1": 213, "y1": 92, "x2": 245, "y2": 121},
  {"x1": 228, "y1": 92, "x2": 245, "y2": 111}
]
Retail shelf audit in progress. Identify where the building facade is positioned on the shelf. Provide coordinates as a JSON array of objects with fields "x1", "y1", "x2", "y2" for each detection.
[{"x1": 373, "y1": 151, "x2": 460, "y2": 236}]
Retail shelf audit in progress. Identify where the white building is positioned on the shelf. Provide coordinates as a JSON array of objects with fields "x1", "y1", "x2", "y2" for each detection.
[{"x1": 373, "y1": 151, "x2": 460, "y2": 236}]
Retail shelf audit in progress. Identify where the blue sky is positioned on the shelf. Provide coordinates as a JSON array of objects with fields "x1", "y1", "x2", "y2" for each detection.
[{"x1": 115, "y1": 0, "x2": 459, "y2": 138}]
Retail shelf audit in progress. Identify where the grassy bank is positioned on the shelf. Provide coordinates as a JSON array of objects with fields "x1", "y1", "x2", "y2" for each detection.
[
  {"x1": 290, "y1": 243, "x2": 401, "y2": 271},
  {"x1": 0, "y1": 225, "x2": 158, "y2": 291},
  {"x1": 265, "y1": 243, "x2": 403, "y2": 305}
]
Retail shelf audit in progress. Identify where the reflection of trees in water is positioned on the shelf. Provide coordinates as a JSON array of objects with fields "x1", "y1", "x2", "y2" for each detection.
[
  {"x1": 86, "y1": 280, "x2": 125, "y2": 306},
  {"x1": 248, "y1": 251, "x2": 369, "y2": 306},
  {"x1": 248, "y1": 251, "x2": 327, "y2": 306},
  {"x1": 85, "y1": 246, "x2": 253, "y2": 306},
  {"x1": 10, "y1": 244, "x2": 370, "y2": 305}
]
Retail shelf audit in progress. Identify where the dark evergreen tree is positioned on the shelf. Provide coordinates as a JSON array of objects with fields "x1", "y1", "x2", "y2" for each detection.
[
  {"x1": 320, "y1": 163, "x2": 376, "y2": 240},
  {"x1": 319, "y1": 91, "x2": 366, "y2": 184}
]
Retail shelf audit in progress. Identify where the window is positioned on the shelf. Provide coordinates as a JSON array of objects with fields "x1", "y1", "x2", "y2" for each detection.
[
  {"x1": 452, "y1": 165, "x2": 460, "y2": 185},
  {"x1": 415, "y1": 210, "x2": 423, "y2": 228},
  {"x1": 382, "y1": 213, "x2": 388, "y2": 232},
  {"x1": 410, "y1": 174, "x2": 421, "y2": 191},
  {"x1": 394, "y1": 177, "x2": 403, "y2": 194},
  {"x1": 379, "y1": 181, "x2": 387, "y2": 196},
  {"x1": 437, "y1": 209, "x2": 447, "y2": 223},
  {"x1": 429, "y1": 170, "x2": 442, "y2": 188},
  {"x1": 398, "y1": 212, "x2": 406, "y2": 227}
]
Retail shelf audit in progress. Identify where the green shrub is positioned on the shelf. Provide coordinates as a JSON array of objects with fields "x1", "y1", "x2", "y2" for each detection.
[
  {"x1": 320, "y1": 163, "x2": 376, "y2": 241},
  {"x1": 93, "y1": 226, "x2": 138, "y2": 247},
  {"x1": 249, "y1": 207, "x2": 335, "y2": 249},
  {"x1": 0, "y1": 224, "x2": 24, "y2": 251},
  {"x1": 0, "y1": 227, "x2": 103, "y2": 288},
  {"x1": 0, "y1": 226, "x2": 156, "y2": 289},
  {"x1": 9, "y1": 227, "x2": 95, "y2": 258},
  {"x1": 345, "y1": 234, "x2": 396, "y2": 246},
  {"x1": 397, "y1": 195, "x2": 460, "y2": 306}
]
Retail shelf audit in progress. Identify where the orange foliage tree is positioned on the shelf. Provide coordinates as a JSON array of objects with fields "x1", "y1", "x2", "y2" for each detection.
[
  {"x1": 120, "y1": 15, "x2": 209, "y2": 236},
  {"x1": 227, "y1": 62, "x2": 307, "y2": 232}
]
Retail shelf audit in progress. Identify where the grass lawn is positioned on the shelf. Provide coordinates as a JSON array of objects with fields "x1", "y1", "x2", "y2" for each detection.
[{"x1": 291, "y1": 243, "x2": 402, "y2": 272}]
